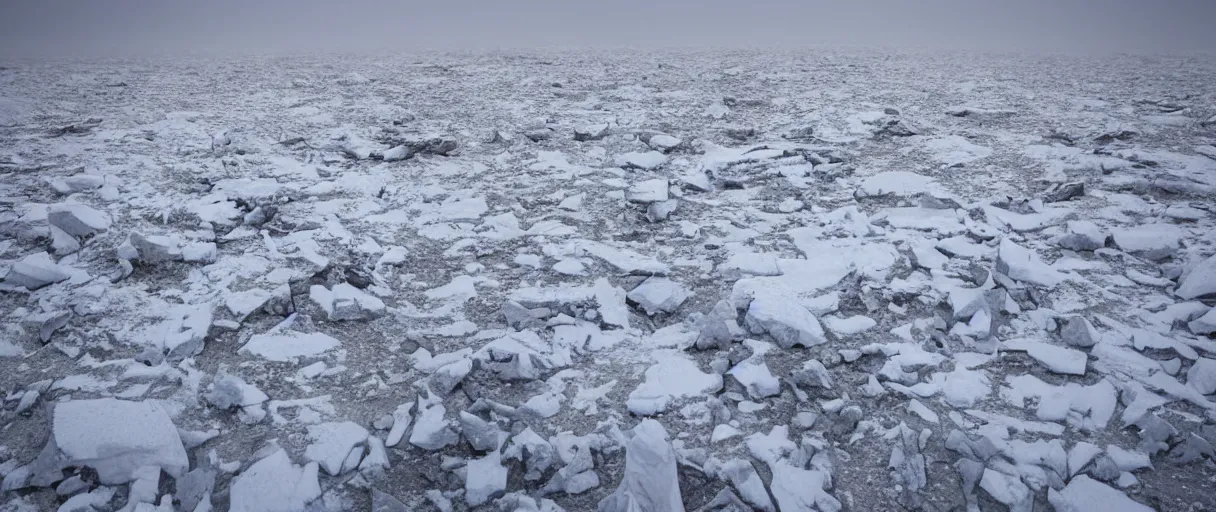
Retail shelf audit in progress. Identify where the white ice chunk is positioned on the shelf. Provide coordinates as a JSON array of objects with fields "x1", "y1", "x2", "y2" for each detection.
[
  {"x1": 229, "y1": 449, "x2": 321, "y2": 512},
  {"x1": 241, "y1": 331, "x2": 341, "y2": 361}
]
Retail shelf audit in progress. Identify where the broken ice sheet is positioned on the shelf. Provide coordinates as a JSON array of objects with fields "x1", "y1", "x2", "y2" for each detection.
[
  {"x1": 241, "y1": 330, "x2": 341, "y2": 361},
  {"x1": 627, "y1": 352, "x2": 723, "y2": 415}
]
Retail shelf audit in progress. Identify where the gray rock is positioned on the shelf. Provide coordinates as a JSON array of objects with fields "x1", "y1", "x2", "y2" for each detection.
[
  {"x1": 525, "y1": 128, "x2": 555, "y2": 142},
  {"x1": 719, "y1": 459, "x2": 774, "y2": 512},
  {"x1": 830, "y1": 405, "x2": 864, "y2": 437},
  {"x1": 792, "y1": 411, "x2": 819, "y2": 430},
  {"x1": 372, "y1": 489, "x2": 411, "y2": 512},
  {"x1": 480, "y1": 341, "x2": 545, "y2": 381},
  {"x1": 956, "y1": 458, "x2": 984, "y2": 512},
  {"x1": 1044, "y1": 182, "x2": 1084, "y2": 203},
  {"x1": 459, "y1": 412, "x2": 503, "y2": 452},
  {"x1": 696, "y1": 488, "x2": 750, "y2": 512},
  {"x1": 381, "y1": 145, "x2": 412, "y2": 162},
  {"x1": 1167, "y1": 432, "x2": 1214, "y2": 464},
  {"x1": 889, "y1": 424, "x2": 927, "y2": 508},
  {"x1": 696, "y1": 301, "x2": 745, "y2": 351},
  {"x1": 645, "y1": 200, "x2": 680, "y2": 223},
  {"x1": 598, "y1": 419, "x2": 684, "y2": 512},
  {"x1": 402, "y1": 136, "x2": 458, "y2": 156},
  {"x1": 39, "y1": 311, "x2": 71, "y2": 343},
  {"x1": 243, "y1": 205, "x2": 277, "y2": 226},
  {"x1": 121, "y1": 232, "x2": 193, "y2": 263},
  {"x1": 204, "y1": 375, "x2": 269, "y2": 410},
  {"x1": 945, "y1": 429, "x2": 999, "y2": 461},
  {"x1": 54, "y1": 475, "x2": 89, "y2": 496},
  {"x1": 372, "y1": 414, "x2": 394, "y2": 431},
  {"x1": 262, "y1": 284, "x2": 295, "y2": 317},
  {"x1": 49, "y1": 225, "x2": 80, "y2": 255},
  {"x1": 724, "y1": 127, "x2": 756, "y2": 141},
  {"x1": 14, "y1": 390, "x2": 38, "y2": 415},
  {"x1": 543, "y1": 444, "x2": 595, "y2": 495},
  {"x1": 789, "y1": 359, "x2": 833, "y2": 389},
  {"x1": 875, "y1": 118, "x2": 922, "y2": 137},
  {"x1": 4, "y1": 252, "x2": 70, "y2": 290},
  {"x1": 503, "y1": 300, "x2": 543, "y2": 329},
  {"x1": 176, "y1": 468, "x2": 216, "y2": 512},
  {"x1": 430, "y1": 358, "x2": 473, "y2": 395},
  {"x1": 1088, "y1": 454, "x2": 1121, "y2": 482},
  {"x1": 1057, "y1": 221, "x2": 1108, "y2": 251},
  {"x1": 504, "y1": 428, "x2": 556, "y2": 481},
  {"x1": 1131, "y1": 413, "x2": 1178, "y2": 450},
  {"x1": 627, "y1": 277, "x2": 690, "y2": 315},
  {"x1": 409, "y1": 401, "x2": 458, "y2": 451},
  {"x1": 47, "y1": 203, "x2": 110, "y2": 237},
  {"x1": 565, "y1": 471, "x2": 601, "y2": 494},
  {"x1": 384, "y1": 402, "x2": 414, "y2": 447},
  {"x1": 1059, "y1": 316, "x2": 1098, "y2": 348}
]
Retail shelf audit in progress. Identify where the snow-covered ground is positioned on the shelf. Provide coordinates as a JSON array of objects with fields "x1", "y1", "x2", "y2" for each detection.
[{"x1": 1, "y1": 49, "x2": 1215, "y2": 511}]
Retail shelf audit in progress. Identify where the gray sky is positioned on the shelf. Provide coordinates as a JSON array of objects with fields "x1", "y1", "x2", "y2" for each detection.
[{"x1": 1, "y1": 0, "x2": 1213, "y2": 56}]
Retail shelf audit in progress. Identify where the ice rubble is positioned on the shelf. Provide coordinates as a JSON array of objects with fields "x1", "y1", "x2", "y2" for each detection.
[{"x1": 4, "y1": 50, "x2": 1213, "y2": 512}]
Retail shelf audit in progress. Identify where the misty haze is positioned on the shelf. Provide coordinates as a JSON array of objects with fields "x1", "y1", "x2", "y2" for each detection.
[{"x1": 1, "y1": 1, "x2": 1215, "y2": 511}]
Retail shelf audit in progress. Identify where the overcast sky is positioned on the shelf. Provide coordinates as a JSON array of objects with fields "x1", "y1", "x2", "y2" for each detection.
[{"x1": 1, "y1": 0, "x2": 1213, "y2": 56}]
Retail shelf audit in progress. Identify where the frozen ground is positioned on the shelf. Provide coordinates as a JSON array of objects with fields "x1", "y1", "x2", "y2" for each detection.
[{"x1": 1, "y1": 49, "x2": 1215, "y2": 511}]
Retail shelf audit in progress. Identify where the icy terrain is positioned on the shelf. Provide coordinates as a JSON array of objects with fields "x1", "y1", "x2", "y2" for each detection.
[{"x1": 1, "y1": 49, "x2": 1215, "y2": 511}]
